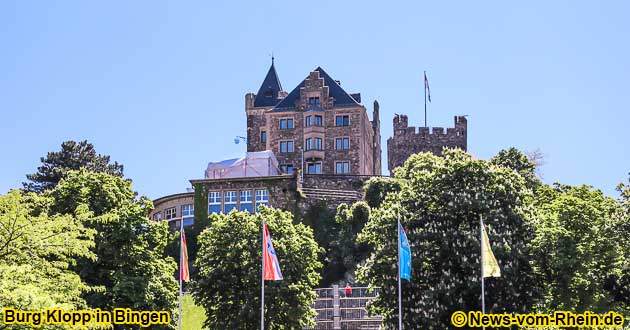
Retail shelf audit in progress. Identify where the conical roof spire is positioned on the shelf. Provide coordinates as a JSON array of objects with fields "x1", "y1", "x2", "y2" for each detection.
[{"x1": 253, "y1": 59, "x2": 283, "y2": 107}]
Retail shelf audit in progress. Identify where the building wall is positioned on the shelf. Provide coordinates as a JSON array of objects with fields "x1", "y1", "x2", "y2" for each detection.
[
  {"x1": 191, "y1": 175, "x2": 299, "y2": 225},
  {"x1": 387, "y1": 115, "x2": 467, "y2": 174},
  {"x1": 246, "y1": 70, "x2": 379, "y2": 176},
  {"x1": 149, "y1": 192, "x2": 195, "y2": 230}
]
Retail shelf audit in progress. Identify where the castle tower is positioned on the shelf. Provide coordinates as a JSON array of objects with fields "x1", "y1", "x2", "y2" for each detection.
[
  {"x1": 386, "y1": 115, "x2": 467, "y2": 175},
  {"x1": 372, "y1": 100, "x2": 382, "y2": 175},
  {"x1": 245, "y1": 59, "x2": 287, "y2": 152}
]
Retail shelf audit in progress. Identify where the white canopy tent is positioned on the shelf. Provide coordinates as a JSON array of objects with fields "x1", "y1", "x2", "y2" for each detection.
[{"x1": 204, "y1": 151, "x2": 283, "y2": 179}]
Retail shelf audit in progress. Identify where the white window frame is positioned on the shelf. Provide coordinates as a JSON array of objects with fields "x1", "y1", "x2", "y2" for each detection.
[
  {"x1": 164, "y1": 207, "x2": 176, "y2": 220},
  {"x1": 335, "y1": 161, "x2": 350, "y2": 174}
]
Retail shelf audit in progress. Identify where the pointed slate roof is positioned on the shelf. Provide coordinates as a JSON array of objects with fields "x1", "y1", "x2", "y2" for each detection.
[
  {"x1": 253, "y1": 61, "x2": 283, "y2": 107},
  {"x1": 273, "y1": 67, "x2": 361, "y2": 111}
]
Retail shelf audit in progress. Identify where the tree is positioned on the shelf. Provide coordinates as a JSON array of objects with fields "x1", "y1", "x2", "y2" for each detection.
[
  {"x1": 531, "y1": 184, "x2": 627, "y2": 314},
  {"x1": 191, "y1": 207, "x2": 322, "y2": 329},
  {"x1": 48, "y1": 169, "x2": 178, "y2": 329},
  {"x1": 358, "y1": 149, "x2": 539, "y2": 329},
  {"x1": 335, "y1": 201, "x2": 372, "y2": 282},
  {"x1": 363, "y1": 177, "x2": 401, "y2": 209},
  {"x1": 0, "y1": 190, "x2": 94, "y2": 327},
  {"x1": 300, "y1": 201, "x2": 342, "y2": 287},
  {"x1": 603, "y1": 175, "x2": 630, "y2": 312},
  {"x1": 491, "y1": 147, "x2": 541, "y2": 190},
  {"x1": 23, "y1": 140, "x2": 124, "y2": 193},
  {"x1": 533, "y1": 184, "x2": 628, "y2": 313}
]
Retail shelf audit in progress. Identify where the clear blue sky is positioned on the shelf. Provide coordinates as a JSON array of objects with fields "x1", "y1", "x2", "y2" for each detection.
[{"x1": 1, "y1": 0, "x2": 628, "y2": 199}]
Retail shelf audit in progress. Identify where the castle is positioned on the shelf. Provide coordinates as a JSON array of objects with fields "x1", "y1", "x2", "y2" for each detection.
[{"x1": 149, "y1": 61, "x2": 467, "y2": 228}]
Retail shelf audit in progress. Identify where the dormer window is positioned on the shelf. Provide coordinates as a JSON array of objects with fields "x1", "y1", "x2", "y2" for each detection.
[
  {"x1": 308, "y1": 97, "x2": 320, "y2": 105},
  {"x1": 264, "y1": 89, "x2": 274, "y2": 97}
]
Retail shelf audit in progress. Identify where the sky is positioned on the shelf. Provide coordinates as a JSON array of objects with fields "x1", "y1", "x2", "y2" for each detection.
[{"x1": 1, "y1": 0, "x2": 628, "y2": 199}]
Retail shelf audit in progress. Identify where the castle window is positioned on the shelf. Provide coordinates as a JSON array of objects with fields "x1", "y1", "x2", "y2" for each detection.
[
  {"x1": 315, "y1": 115, "x2": 323, "y2": 126},
  {"x1": 164, "y1": 207, "x2": 176, "y2": 220},
  {"x1": 208, "y1": 191, "x2": 222, "y2": 214},
  {"x1": 335, "y1": 137, "x2": 349, "y2": 150},
  {"x1": 305, "y1": 138, "x2": 312, "y2": 151},
  {"x1": 181, "y1": 204, "x2": 194, "y2": 226},
  {"x1": 335, "y1": 161, "x2": 350, "y2": 174},
  {"x1": 255, "y1": 189, "x2": 269, "y2": 209},
  {"x1": 305, "y1": 116, "x2": 312, "y2": 127},
  {"x1": 280, "y1": 141, "x2": 294, "y2": 153},
  {"x1": 239, "y1": 191, "x2": 253, "y2": 213},
  {"x1": 314, "y1": 138, "x2": 323, "y2": 150},
  {"x1": 280, "y1": 118, "x2": 294, "y2": 129},
  {"x1": 224, "y1": 191, "x2": 238, "y2": 213},
  {"x1": 335, "y1": 115, "x2": 349, "y2": 127},
  {"x1": 261, "y1": 131, "x2": 266, "y2": 143},
  {"x1": 307, "y1": 162, "x2": 322, "y2": 174},
  {"x1": 308, "y1": 97, "x2": 320, "y2": 105},
  {"x1": 280, "y1": 164, "x2": 294, "y2": 174}
]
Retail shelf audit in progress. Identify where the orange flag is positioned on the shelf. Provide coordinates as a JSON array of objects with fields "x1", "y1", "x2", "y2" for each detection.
[{"x1": 180, "y1": 229, "x2": 190, "y2": 282}]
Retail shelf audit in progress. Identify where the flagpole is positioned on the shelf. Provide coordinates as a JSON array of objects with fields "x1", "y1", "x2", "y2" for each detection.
[
  {"x1": 261, "y1": 220, "x2": 265, "y2": 330},
  {"x1": 397, "y1": 216, "x2": 403, "y2": 330},
  {"x1": 178, "y1": 217, "x2": 184, "y2": 330},
  {"x1": 424, "y1": 70, "x2": 427, "y2": 127},
  {"x1": 480, "y1": 215, "x2": 486, "y2": 321}
]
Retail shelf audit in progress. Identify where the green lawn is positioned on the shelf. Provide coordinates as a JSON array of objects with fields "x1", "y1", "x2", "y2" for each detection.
[{"x1": 181, "y1": 294, "x2": 206, "y2": 330}]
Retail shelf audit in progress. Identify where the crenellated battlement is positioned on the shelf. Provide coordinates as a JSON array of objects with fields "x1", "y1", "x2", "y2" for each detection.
[{"x1": 387, "y1": 114, "x2": 467, "y2": 174}]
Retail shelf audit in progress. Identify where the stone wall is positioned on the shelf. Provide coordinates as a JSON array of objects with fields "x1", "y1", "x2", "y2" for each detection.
[
  {"x1": 246, "y1": 70, "x2": 380, "y2": 176},
  {"x1": 302, "y1": 174, "x2": 370, "y2": 192},
  {"x1": 387, "y1": 115, "x2": 467, "y2": 174},
  {"x1": 190, "y1": 174, "x2": 300, "y2": 224}
]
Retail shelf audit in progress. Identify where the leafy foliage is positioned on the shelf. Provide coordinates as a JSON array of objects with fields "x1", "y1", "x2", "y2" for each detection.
[
  {"x1": 531, "y1": 184, "x2": 625, "y2": 313},
  {"x1": 23, "y1": 140, "x2": 124, "y2": 193},
  {"x1": 335, "y1": 202, "x2": 372, "y2": 282},
  {"x1": 358, "y1": 149, "x2": 539, "y2": 329},
  {"x1": 363, "y1": 177, "x2": 401, "y2": 209},
  {"x1": 490, "y1": 147, "x2": 540, "y2": 190},
  {"x1": 191, "y1": 207, "x2": 321, "y2": 329},
  {"x1": 300, "y1": 201, "x2": 342, "y2": 286},
  {"x1": 0, "y1": 190, "x2": 94, "y2": 328},
  {"x1": 48, "y1": 169, "x2": 178, "y2": 329}
]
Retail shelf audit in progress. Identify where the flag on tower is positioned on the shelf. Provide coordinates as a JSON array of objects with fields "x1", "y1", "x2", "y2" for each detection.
[
  {"x1": 481, "y1": 223, "x2": 501, "y2": 278},
  {"x1": 398, "y1": 221, "x2": 412, "y2": 281},
  {"x1": 424, "y1": 71, "x2": 431, "y2": 103},
  {"x1": 263, "y1": 223, "x2": 283, "y2": 281},
  {"x1": 180, "y1": 229, "x2": 190, "y2": 282}
]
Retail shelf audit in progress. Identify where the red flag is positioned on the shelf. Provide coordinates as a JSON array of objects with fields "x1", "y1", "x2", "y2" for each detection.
[
  {"x1": 180, "y1": 229, "x2": 190, "y2": 282},
  {"x1": 263, "y1": 223, "x2": 283, "y2": 281}
]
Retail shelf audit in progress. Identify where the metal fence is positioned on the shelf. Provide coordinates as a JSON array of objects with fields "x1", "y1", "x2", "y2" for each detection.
[{"x1": 306, "y1": 286, "x2": 382, "y2": 330}]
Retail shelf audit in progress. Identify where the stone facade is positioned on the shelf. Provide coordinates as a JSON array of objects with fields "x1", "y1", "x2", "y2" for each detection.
[
  {"x1": 246, "y1": 66, "x2": 381, "y2": 176},
  {"x1": 149, "y1": 192, "x2": 194, "y2": 230},
  {"x1": 387, "y1": 115, "x2": 467, "y2": 174},
  {"x1": 190, "y1": 174, "x2": 299, "y2": 223}
]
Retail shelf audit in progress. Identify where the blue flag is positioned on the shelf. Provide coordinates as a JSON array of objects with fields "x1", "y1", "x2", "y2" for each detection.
[{"x1": 398, "y1": 221, "x2": 411, "y2": 281}]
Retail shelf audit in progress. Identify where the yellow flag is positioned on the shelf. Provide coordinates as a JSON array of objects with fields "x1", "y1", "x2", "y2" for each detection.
[{"x1": 481, "y1": 224, "x2": 501, "y2": 278}]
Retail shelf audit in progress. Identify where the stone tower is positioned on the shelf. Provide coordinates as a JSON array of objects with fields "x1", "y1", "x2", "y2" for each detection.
[
  {"x1": 372, "y1": 100, "x2": 382, "y2": 175},
  {"x1": 386, "y1": 115, "x2": 467, "y2": 174}
]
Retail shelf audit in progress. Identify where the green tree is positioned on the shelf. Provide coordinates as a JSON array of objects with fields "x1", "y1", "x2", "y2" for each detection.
[
  {"x1": 300, "y1": 201, "x2": 341, "y2": 286},
  {"x1": 363, "y1": 177, "x2": 401, "y2": 209},
  {"x1": 0, "y1": 190, "x2": 94, "y2": 328},
  {"x1": 191, "y1": 207, "x2": 321, "y2": 329},
  {"x1": 336, "y1": 201, "x2": 372, "y2": 282},
  {"x1": 490, "y1": 147, "x2": 541, "y2": 190},
  {"x1": 358, "y1": 149, "x2": 539, "y2": 329},
  {"x1": 23, "y1": 140, "x2": 124, "y2": 193},
  {"x1": 532, "y1": 183, "x2": 628, "y2": 314},
  {"x1": 48, "y1": 169, "x2": 178, "y2": 329}
]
